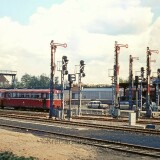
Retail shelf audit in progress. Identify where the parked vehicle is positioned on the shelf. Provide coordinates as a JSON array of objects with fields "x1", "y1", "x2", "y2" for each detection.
[
  {"x1": 86, "y1": 100, "x2": 108, "y2": 109},
  {"x1": 145, "y1": 124, "x2": 156, "y2": 129}
]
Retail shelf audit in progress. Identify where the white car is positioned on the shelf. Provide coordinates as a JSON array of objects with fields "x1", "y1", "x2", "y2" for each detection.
[{"x1": 86, "y1": 101, "x2": 108, "y2": 109}]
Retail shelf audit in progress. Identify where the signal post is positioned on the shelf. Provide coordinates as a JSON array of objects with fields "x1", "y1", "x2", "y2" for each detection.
[
  {"x1": 113, "y1": 41, "x2": 128, "y2": 110},
  {"x1": 78, "y1": 60, "x2": 85, "y2": 116},
  {"x1": 49, "y1": 40, "x2": 67, "y2": 119},
  {"x1": 156, "y1": 69, "x2": 160, "y2": 107},
  {"x1": 146, "y1": 47, "x2": 158, "y2": 117},
  {"x1": 61, "y1": 56, "x2": 69, "y2": 119},
  {"x1": 129, "y1": 55, "x2": 139, "y2": 110},
  {"x1": 68, "y1": 74, "x2": 76, "y2": 121}
]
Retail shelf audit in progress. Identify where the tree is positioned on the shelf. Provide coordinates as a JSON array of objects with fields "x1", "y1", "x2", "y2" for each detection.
[
  {"x1": 119, "y1": 77, "x2": 129, "y2": 83},
  {"x1": 29, "y1": 76, "x2": 39, "y2": 88},
  {"x1": 21, "y1": 74, "x2": 31, "y2": 88},
  {"x1": 20, "y1": 73, "x2": 50, "y2": 88},
  {"x1": 39, "y1": 74, "x2": 50, "y2": 88}
]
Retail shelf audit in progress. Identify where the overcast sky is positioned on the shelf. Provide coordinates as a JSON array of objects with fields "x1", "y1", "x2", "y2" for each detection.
[{"x1": 0, "y1": 0, "x2": 160, "y2": 85}]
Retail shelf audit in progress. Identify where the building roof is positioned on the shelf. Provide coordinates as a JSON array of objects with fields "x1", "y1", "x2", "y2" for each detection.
[
  {"x1": 0, "y1": 75, "x2": 9, "y2": 83},
  {"x1": 83, "y1": 88, "x2": 113, "y2": 91}
]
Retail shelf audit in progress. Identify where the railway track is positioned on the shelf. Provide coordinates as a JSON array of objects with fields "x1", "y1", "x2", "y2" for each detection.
[
  {"x1": 75, "y1": 115, "x2": 160, "y2": 125},
  {"x1": 0, "y1": 123, "x2": 160, "y2": 158},
  {"x1": 0, "y1": 110, "x2": 160, "y2": 135},
  {"x1": 1, "y1": 109, "x2": 160, "y2": 125}
]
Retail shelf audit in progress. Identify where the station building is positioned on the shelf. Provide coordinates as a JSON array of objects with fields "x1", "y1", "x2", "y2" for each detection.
[
  {"x1": 72, "y1": 87, "x2": 113, "y2": 100},
  {"x1": 64, "y1": 87, "x2": 124, "y2": 105}
]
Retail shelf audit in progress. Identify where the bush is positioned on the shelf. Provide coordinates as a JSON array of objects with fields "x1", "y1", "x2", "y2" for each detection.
[{"x1": 0, "y1": 151, "x2": 37, "y2": 160}]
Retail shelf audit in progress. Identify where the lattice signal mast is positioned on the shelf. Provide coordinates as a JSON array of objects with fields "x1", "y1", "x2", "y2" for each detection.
[
  {"x1": 146, "y1": 47, "x2": 158, "y2": 116},
  {"x1": 129, "y1": 55, "x2": 139, "y2": 109},
  {"x1": 49, "y1": 40, "x2": 67, "y2": 118},
  {"x1": 108, "y1": 69, "x2": 114, "y2": 105},
  {"x1": 113, "y1": 41, "x2": 128, "y2": 108},
  {"x1": 156, "y1": 69, "x2": 160, "y2": 106}
]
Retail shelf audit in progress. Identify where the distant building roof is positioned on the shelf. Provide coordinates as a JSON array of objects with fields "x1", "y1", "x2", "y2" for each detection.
[{"x1": 83, "y1": 88, "x2": 112, "y2": 91}]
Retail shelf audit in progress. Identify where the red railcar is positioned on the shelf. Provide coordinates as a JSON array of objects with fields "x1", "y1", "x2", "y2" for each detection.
[{"x1": 0, "y1": 89, "x2": 61, "y2": 110}]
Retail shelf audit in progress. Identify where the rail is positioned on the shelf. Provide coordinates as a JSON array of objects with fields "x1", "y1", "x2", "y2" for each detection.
[{"x1": 0, "y1": 111, "x2": 160, "y2": 135}]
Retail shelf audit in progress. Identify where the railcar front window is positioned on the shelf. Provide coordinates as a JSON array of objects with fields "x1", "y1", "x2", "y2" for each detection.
[{"x1": 54, "y1": 94, "x2": 58, "y2": 99}]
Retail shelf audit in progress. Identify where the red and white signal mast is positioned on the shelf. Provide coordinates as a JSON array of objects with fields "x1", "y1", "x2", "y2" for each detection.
[
  {"x1": 113, "y1": 41, "x2": 128, "y2": 109},
  {"x1": 146, "y1": 47, "x2": 158, "y2": 117},
  {"x1": 49, "y1": 40, "x2": 67, "y2": 118},
  {"x1": 129, "y1": 55, "x2": 139, "y2": 110}
]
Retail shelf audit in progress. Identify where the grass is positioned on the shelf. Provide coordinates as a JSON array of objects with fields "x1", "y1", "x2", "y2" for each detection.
[{"x1": 0, "y1": 151, "x2": 37, "y2": 160}]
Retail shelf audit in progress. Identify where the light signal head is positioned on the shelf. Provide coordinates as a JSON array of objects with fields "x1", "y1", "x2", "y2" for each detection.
[
  {"x1": 141, "y1": 67, "x2": 144, "y2": 72},
  {"x1": 82, "y1": 73, "x2": 85, "y2": 77},
  {"x1": 62, "y1": 56, "x2": 69, "y2": 64},
  {"x1": 80, "y1": 60, "x2": 85, "y2": 66},
  {"x1": 64, "y1": 70, "x2": 68, "y2": 75}
]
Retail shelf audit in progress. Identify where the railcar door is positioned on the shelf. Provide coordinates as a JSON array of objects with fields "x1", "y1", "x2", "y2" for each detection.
[
  {"x1": 0, "y1": 91, "x2": 4, "y2": 108},
  {"x1": 42, "y1": 93, "x2": 47, "y2": 109}
]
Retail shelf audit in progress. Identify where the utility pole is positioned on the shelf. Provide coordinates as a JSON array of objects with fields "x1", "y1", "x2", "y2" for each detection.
[
  {"x1": 146, "y1": 47, "x2": 158, "y2": 117},
  {"x1": 113, "y1": 41, "x2": 128, "y2": 109},
  {"x1": 49, "y1": 40, "x2": 67, "y2": 118},
  {"x1": 129, "y1": 55, "x2": 139, "y2": 110}
]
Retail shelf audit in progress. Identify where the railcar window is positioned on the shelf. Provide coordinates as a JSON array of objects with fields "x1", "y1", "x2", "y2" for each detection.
[
  {"x1": 0, "y1": 93, "x2": 3, "y2": 97},
  {"x1": 12, "y1": 93, "x2": 17, "y2": 98},
  {"x1": 8, "y1": 93, "x2": 11, "y2": 98},
  {"x1": 0, "y1": 93, "x2": 2, "y2": 97},
  {"x1": 26, "y1": 94, "x2": 30, "y2": 98},
  {"x1": 30, "y1": 93, "x2": 41, "y2": 98},
  {"x1": 15, "y1": 93, "x2": 19, "y2": 98},
  {"x1": 35, "y1": 95, "x2": 39, "y2": 98},
  {"x1": 42, "y1": 93, "x2": 47, "y2": 99},
  {"x1": 18, "y1": 93, "x2": 26, "y2": 98}
]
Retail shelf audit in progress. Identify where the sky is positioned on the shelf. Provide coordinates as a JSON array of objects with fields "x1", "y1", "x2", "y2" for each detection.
[{"x1": 0, "y1": 0, "x2": 160, "y2": 85}]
